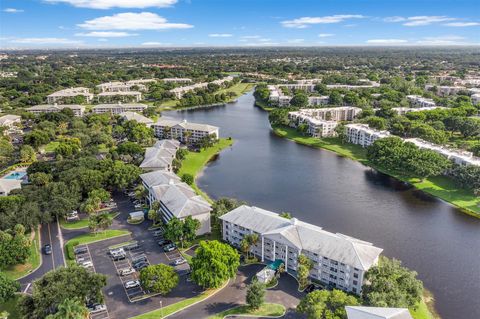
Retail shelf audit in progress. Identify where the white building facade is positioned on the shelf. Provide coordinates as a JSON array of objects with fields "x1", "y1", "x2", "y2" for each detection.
[
  {"x1": 345, "y1": 124, "x2": 391, "y2": 148},
  {"x1": 92, "y1": 103, "x2": 147, "y2": 115},
  {"x1": 220, "y1": 206, "x2": 383, "y2": 295},
  {"x1": 152, "y1": 118, "x2": 219, "y2": 144}
]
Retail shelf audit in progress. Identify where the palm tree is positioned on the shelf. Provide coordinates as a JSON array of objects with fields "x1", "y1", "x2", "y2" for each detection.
[
  {"x1": 184, "y1": 130, "x2": 192, "y2": 146},
  {"x1": 240, "y1": 238, "x2": 250, "y2": 259},
  {"x1": 247, "y1": 233, "x2": 259, "y2": 258},
  {"x1": 97, "y1": 214, "x2": 113, "y2": 233},
  {"x1": 88, "y1": 215, "x2": 99, "y2": 234},
  {"x1": 51, "y1": 298, "x2": 89, "y2": 319},
  {"x1": 164, "y1": 126, "x2": 172, "y2": 139}
]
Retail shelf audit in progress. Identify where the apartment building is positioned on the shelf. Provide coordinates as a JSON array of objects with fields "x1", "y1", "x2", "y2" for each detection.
[
  {"x1": 406, "y1": 138, "x2": 480, "y2": 166},
  {"x1": 0, "y1": 179, "x2": 22, "y2": 196},
  {"x1": 47, "y1": 87, "x2": 93, "y2": 104},
  {"x1": 472, "y1": 93, "x2": 480, "y2": 105},
  {"x1": 169, "y1": 76, "x2": 234, "y2": 99},
  {"x1": 425, "y1": 85, "x2": 467, "y2": 96},
  {"x1": 152, "y1": 118, "x2": 219, "y2": 144},
  {"x1": 345, "y1": 124, "x2": 391, "y2": 148},
  {"x1": 119, "y1": 111, "x2": 154, "y2": 126},
  {"x1": 26, "y1": 104, "x2": 85, "y2": 116},
  {"x1": 97, "y1": 91, "x2": 142, "y2": 102},
  {"x1": 220, "y1": 206, "x2": 383, "y2": 295},
  {"x1": 326, "y1": 80, "x2": 380, "y2": 90},
  {"x1": 392, "y1": 106, "x2": 446, "y2": 116},
  {"x1": 267, "y1": 85, "x2": 292, "y2": 107},
  {"x1": 139, "y1": 140, "x2": 180, "y2": 171},
  {"x1": 406, "y1": 95, "x2": 436, "y2": 108},
  {"x1": 92, "y1": 103, "x2": 147, "y2": 115},
  {"x1": 0, "y1": 115, "x2": 21, "y2": 128},
  {"x1": 140, "y1": 170, "x2": 211, "y2": 235},
  {"x1": 308, "y1": 96, "x2": 330, "y2": 106},
  {"x1": 161, "y1": 78, "x2": 192, "y2": 83}
]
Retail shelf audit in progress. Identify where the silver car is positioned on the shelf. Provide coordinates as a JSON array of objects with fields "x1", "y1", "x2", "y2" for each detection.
[{"x1": 124, "y1": 280, "x2": 140, "y2": 289}]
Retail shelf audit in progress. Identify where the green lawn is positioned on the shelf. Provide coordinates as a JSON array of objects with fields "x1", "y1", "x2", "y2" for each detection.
[
  {"x1": 208, "y1": 303, "x2": 286, "y2": 319},
  {"x1": 60, "y1": 212, "x2": 119, "y2": 230},
  {"x1": 3, "y1": 227, "x2": 41, "y2": 280},
  {"x1": 411, "y1": 299, "x2": 434, "y2": 319},
  {"x1": 130, "y1": 283, "x2": 228, "y2": 319},
  {"x1": 216, "y1": 82, "x2": 255, "y2": 101},
  {"x1": 159, "y1": 99, "x2": 178, "y2": 108},
  {"x1": 273, "y1": 124, "x2": 480, "y2": 217},
  {"x1": 0, "y1": 294, "x2": 21, "y2": 319},
  {"x1": 64, "y1": 229, "x2": 130, "y2": 261},
  {"x1": 42, "y1": 141, "x2": 59, "y2": 153},
  {"x1": 177, "y1": 138, "x2": 234, "y2": 202}
]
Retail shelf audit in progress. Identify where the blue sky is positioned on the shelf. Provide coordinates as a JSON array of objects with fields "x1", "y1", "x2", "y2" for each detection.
[{"x1": 1, "y1": 0, "x2": 479, "y2": 48}]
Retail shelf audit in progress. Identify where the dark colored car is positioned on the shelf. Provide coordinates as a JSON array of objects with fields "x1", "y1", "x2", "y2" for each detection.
[
  {"x1": 132, "y1": 255, "x2": 147, "y2": 264},
  {"x1": 133, "y1": 262, "x2": 149, "y2": 270},
  {"x1": 74, "y1": 246, "x2": 88, "y2": 255},
  {"x1": 43, "y1": 244, "x2": 52, "y2": 255},
  {"x1": 163, "y1": 243, "x2": 176, "y2": 252}
]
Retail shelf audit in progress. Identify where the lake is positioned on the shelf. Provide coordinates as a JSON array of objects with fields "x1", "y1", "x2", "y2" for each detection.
[{"x1": 165, "y1": 91, "x2": 480, "y2": 319}]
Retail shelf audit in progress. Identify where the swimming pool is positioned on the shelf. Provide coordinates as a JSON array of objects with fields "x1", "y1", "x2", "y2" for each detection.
[{"x1": 3, "y1": 171, "x2": 27, "y2": 180}]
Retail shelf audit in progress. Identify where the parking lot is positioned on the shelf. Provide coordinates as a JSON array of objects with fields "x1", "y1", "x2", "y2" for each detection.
[{"x1": 73, "y1": 244, "x2": 110, "y2": 319}]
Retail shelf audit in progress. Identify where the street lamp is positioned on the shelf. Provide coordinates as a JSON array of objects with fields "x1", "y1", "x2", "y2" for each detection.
[{"x1": 160, "y1": 300, "x2": 163, "y2": 318}]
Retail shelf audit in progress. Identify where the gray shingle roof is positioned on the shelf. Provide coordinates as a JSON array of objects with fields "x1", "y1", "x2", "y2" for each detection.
[
  {"x1": 119, "y1": 111, "x2": 154, "y2": 125},
  {"x1": 220, "y1": 205, "x2": 383, "y2": 270},
  {"x1": 139, "y1": 139, "x2": 180, "y2": 170},
  {"x1": 140, "y1": 170, "x2": 180, "y2": 189},
  {"x1": 346, "y1": 306, "x2": 413, "y2": 319}
]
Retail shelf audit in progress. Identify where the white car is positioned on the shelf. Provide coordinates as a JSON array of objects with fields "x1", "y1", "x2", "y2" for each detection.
[
  {"x1": 173, "y1": 258, "x2": 187, "y2": 266},
  {"x1": 80, "y1": 261, "x2": 93, "y2": 268},
  {"x1": 119, "y1": 267, "x2": 135, "y2": 276},
  {"x1": 124, "y1": 280, "x2": 140, "y2": 289},
  {"x1": 89, "y1": 304, "x2": 107, "y2": 313}
]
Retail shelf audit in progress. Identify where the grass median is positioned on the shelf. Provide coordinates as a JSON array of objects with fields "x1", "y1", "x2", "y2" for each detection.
[
  {"x1": 208, "y1": 303, "x2": 286, "y2": 319},
  {"x1": 272, "y1": 124, "x2": 480, "y2": 217},
  {"x1": 60, "y1": 212, "x2": 119, "y2": 230},
  {"x1": 64, "y1": 229, "x2": 131, "y2": 261}
]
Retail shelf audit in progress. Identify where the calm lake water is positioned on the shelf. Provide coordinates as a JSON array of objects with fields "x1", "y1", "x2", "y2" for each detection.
[{"x1": 165, "y1": 91, "x2": 480, "y2": 319}]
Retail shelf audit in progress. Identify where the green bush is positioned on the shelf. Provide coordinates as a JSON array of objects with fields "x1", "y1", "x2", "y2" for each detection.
[{"x1": 66, "y1": 240, "x2": 79, "y2": 260}]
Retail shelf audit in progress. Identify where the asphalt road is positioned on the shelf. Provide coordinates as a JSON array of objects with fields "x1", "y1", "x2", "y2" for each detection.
[{"x1": 19, "y1": 220, "x2": 65, "y2": 293}]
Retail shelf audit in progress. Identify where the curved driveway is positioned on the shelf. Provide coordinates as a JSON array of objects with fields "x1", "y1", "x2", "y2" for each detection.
[{"x1": 168, "y1": 264, "x2": 304, "y2": 319}]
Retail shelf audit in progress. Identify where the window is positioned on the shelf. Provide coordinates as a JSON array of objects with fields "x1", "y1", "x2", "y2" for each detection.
[
  {"x1": 352, "y1": 287, "x2": 357, "y2": 293},
  {"x1": 353, "y1": 273, "x2": 358, "y2": 279},
  {"x1": 353, "y1": 280, "x2": 358, "y2": 286}
]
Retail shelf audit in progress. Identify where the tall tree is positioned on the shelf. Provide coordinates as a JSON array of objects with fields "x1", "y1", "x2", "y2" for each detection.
[
  {"x1": 0, "y1": 271, "x2": 20, "y2": 303},
  {"x1": 191, "y1": 240, "x2": 240, "y2": 288},
  {"x1": 45, "y1": 298, "x2": 89, "y2": 319},
  {"x1": 139, "y1": 264, "x2": 179, "y2": 295},
  {"x1": 246, "y1": 280, "x2": 266, "y2": 310},
  {"x1": 297, "y1": 289, "x2": 359, "y2": 319}
]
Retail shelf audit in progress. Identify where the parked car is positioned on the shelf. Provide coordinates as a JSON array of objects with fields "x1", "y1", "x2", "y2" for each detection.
[
  {"x1": 43, "y1": 244, "x2": 52, "y2": 255},
  {"x1": 88, "y1": 304, "x2": 107, "y2": 313},
  {"x1": 157, "y1": 240, "x2": 168, "y2": 246},
  {"x1": 172, "y1": 258, "x2": 187, "y2": 266},
  {"x1": 118, "y1": 267, "x2": 135, "y2": 276},
  {"x1": 132, "y1": 255, "x2": 147, "y2": 264},
  {"x1": 124, "y1": 242, "x2": 139, "y2": 250},
  {"x1": 153, "y1": 230, "x2": 164, "y2": 237},
  {"x1": 163, "y1": 243, "x2": 176, "y2": 252},
  {"x1": 304, "y1": 284, "x2": 323, "y2": 293},
  {"x1": 80, "y1": 261, "x2": 93, "y2": 268},
  {"x1": 74, "y1": 246, "x2": 88, "y2": 255},
  {"x1": 112, "y1": 254, "x2": 126, "y2": 261},
  {"x1": 124, "y1": 280, "x2": 140, "y2": 289},
  {"x1": 109, "y1": 248, "x2": 125, "y2": 255},
  {"x1": 135, "y1": 262, "x2": 149, "y2": 271},
  {"x1": 76, "y1": 257, "x2": 86, "y2": 263}
]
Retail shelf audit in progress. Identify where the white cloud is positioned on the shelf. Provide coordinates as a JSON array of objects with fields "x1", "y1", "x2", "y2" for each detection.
[
  {"x1": 3, "y1": 8, "x2": 24, "y2": 13},
  {"x1": 318, "y1": 33, "x2": 334, "y2": 38},
  {"x1": 208, "y1": 33, "x2": 233, "y2": 38},
  {"x1": 416, "y1": 35, "x2": 469, "y2": 45},
  {"x1": 141, "y1": 42, "x2": 172, "y2": 46},
  {"x1": 287, "y1": 38, "x2": 305, "y2": 43},
  {"x1": 282, "y1": 15, "x2": 364, "y2": 28},
  {"x1": 78, "y1": 12, "x2": 193, "y2": 30},
  {"x1": 75, "y1": 31, "x2": 137, "y2": 37},
  {"x1": 444, "y1": 22, "x2": 480, "y2": 27},
  {"x1": 44, "y1": 0, "x2": 177, "y2": 9},
  {"x1": 9, "y1": 37, "x2": 82, "y2": 45},
  {"x1": 241, "y1": 35, "x2": 261, "y2": 39},
  {"x1": 366, "y1": 39, "x2": 408, "y2": 44},
  {"x1": 385, "y1": 16, "x2": 457, "y2": 26}
]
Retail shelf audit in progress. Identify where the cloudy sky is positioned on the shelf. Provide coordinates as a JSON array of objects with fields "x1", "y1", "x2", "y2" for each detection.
[{"x1": 0, "y1": 0, "x2": 479, "y2": 48}]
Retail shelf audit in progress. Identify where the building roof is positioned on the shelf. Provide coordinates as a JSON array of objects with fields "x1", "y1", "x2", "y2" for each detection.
[
  {"x1": 47, "y1": 87, "x2": 92, "y2": 97},
  {"x1": 0, "y1": 179, "x2": 22, "y2": 195},
  {"x1": 220, "y1": 205, "x2": 383, "y2": 270},
  {"x1": 140, "y1": 170, "x2": 180, "y2": 189},
  {"x1": 26, "y1": 104, "x2": 84, "y2": 111},
  {"x1": 346, "y1": 306, "x2": 413, "y2": 319},
  {"x1": 93, "y1": 103, "x2": 147, "y2": 110},
  {"x1": 119, "y1": 111, "x2": 154, "y2": 125},
  {"x1": 154, "y1": 118, "x2": 219, "y2": 133},
  {"x1": 0, "y1": 114, "x2": 21, "y2": 126},
  {"x1": 139, "y1": 139, "x2": 180, "y2": 170},
  {"x1": 97, "y1": 91, "x2": 142, "y2": 96},
  {"x1": 151, "y1": 181, "x2": 211, "y2": 218}
]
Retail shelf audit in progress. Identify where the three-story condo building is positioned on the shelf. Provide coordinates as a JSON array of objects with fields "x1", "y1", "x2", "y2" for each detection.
[{"x1": 220, "y1": 206, "x2": 383, "y2": 295}]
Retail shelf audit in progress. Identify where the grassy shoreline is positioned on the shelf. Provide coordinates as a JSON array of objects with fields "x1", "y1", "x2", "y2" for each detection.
[
  {"x1": 272, "y1": 124, "x2": 480, "y2": 218},
  {"x1": 177, "y1": 138, "x2": 234, "y2": 203}
]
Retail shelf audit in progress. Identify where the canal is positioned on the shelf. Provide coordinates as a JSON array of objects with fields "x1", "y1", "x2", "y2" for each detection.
[{"x1": 165, "y1": 91, "x2": 480, "y2": 319}]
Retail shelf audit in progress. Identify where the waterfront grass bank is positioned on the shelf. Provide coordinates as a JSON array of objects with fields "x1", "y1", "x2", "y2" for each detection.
[
  {"x1": 272, "y1": 124, "x2": 480, "y2": 217},
  {"x1": 177, "y1": 138, "x2": 234, "y2": 203}
]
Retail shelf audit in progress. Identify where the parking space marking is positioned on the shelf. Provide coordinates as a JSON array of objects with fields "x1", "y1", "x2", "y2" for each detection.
[
  {"x1": 73, "y1": 244, "x2": 109, "y2": 319},
  {"x1": 164, "y1": 249, "x2": 181, "y2": 261}
]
